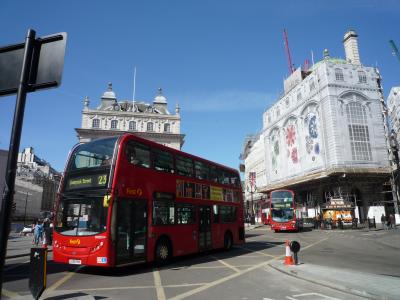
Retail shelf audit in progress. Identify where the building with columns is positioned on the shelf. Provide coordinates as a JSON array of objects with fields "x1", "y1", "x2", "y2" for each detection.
[
  {"x1": 242, "y1": 30, "x2": 395, "y2": 221},
  {"x1": 76, "y1": 84, "x2": 185, "y2": 150}
]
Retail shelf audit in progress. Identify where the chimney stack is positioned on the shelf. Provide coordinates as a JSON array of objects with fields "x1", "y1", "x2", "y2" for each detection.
[{"x1": 343, "y1": 30, "x2": 361, "y2": 65}]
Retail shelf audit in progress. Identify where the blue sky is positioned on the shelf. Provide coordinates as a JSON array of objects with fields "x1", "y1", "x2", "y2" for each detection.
[{"x1": 1, "y1": 0, "x2": 399, "y2": 172}]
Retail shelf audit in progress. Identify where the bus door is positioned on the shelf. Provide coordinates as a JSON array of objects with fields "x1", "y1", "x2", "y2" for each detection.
[
  {"x1": 116, "y1": 199, "x2": 147, "y2": 264},
  {"x1": 199, "y1": 206, "x2": 212, "y2": 251}
]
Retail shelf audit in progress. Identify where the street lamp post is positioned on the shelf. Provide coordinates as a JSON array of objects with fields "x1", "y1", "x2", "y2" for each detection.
[
  {"x1": 246, "y1": 184, "x2": 257, "y2": 225},
  {"x1": 23, "y1": 192, "x2": 28, "y2": 226}
]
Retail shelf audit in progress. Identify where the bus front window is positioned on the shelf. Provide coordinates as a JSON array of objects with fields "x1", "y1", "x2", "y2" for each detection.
[
  {"x1": 56, "y1": 197, "x2": 108, "y2": 236},
  {"x1": 68, "y1": 137, "x2": 118, "y2": 171},
  {"x1": 271, "y1": 208, "x2": 294, "y2": 222}
]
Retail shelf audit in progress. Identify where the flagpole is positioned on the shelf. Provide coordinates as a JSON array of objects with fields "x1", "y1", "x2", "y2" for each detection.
[{"x1": 132, "y1": 67, "x2": 136, "y2": 110}]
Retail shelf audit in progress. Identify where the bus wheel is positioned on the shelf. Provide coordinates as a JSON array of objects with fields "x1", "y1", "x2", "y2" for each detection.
[
  {"x1": 155, "y1": 239, "x2": 171, "y2": 265},
  {"x1": 224, "y1": 232, "x2": 233, "y2": 251}
]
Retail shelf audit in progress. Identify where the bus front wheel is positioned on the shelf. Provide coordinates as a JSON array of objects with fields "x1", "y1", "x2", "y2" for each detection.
[
  {"x1": 155, "y1": 238, "x2": 171, "y2": 265},
  {"x1": 224, "y1": 232, "x2": 233, "y2": 251}
]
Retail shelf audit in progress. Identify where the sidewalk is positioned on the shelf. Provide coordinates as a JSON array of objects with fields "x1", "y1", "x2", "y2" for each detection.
[
  {"x1": 269, "y1": 260, "x2": 400, "y2": 300},
  {"x1": 245, "y1": 223, "x2": 264, "y2": 231}
]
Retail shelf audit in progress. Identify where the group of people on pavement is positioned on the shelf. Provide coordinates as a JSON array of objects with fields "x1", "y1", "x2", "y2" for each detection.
[
  {"x1": 381, "y1": 213, "x2": 396, "y2": 230},
  {"x1": 32, "y1": 218, "x2": 53, "y2": 246}
]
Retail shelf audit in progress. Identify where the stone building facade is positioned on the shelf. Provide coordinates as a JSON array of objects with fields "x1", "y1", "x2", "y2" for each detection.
[
  {"x1": 242, "y1": 30, "x2": 393, "y2": 221},
  {"x1": 76, "y1": 84, "x2": 185, "y2": 150}
]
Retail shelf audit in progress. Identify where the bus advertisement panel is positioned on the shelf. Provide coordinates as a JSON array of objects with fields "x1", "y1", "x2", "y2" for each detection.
[
  {"x1": 270, "y1": 189, "x2": 302, "y2": 232},
  {"x1": 53, "y1": 134, "x2": 244, "y2": 267}
]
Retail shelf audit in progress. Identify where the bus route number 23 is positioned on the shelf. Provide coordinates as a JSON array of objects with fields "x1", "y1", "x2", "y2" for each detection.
[{"x1": 98, "y1": 175, "x2": 107, "y2": 186}]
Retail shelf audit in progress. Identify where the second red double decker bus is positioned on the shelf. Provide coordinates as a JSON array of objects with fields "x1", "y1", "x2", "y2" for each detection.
[
  {"x1": 270, "y1": 189, "x2": 303, "y2": 232},
  {"x1": 53, "y1": 134, "x2": 244, "y2": 267}
]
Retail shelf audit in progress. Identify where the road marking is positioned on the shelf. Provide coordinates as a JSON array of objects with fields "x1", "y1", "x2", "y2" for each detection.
[
  {"x1": 239, "y1": 246, "x2": 277, "y2": 258},
  {"x1": 170, "y1": 236, "x2": 330, "y2": 300},
  {"x1": 1, "y1": 288, "x2": 20, "y2": 298},
  {"x1": 46, "y1": 266, "x2": 83, "y2": 292},
  {"x1": 210, "y1": 255, "x2": 240, "y2": 273},
  {"x1": 291, "y1": 292, "x2": 340, "y2": 299},
  {"x1": 153, "y1": 268, "x2": 166, "y2": 300},
  {"x1": 169, "y1": 257, "x2": 279, "y2": 300}
]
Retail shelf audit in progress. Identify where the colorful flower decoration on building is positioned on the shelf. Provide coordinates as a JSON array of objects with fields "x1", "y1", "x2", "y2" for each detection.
[
  {"x1": 291, "y1": 147, "x2": 298, "y2": 164},
  {"x1": 308, "y1": 115, "x2": 318, "y2": 138},
  {"x1": 286, "y1": 125, "x2": 296, "y2": 147}
]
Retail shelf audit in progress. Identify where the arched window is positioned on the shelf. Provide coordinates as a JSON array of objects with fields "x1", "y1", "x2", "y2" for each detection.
[
  {"x1": 335, "y1": 68, "x2": 344, "y2": 81},
  {"x1": 111, "y1": 120, "x2": 118, "y2": 129},
  {"x1": 129, "y1": 121, "x2": 136, "y2": 131},
  {"x1": 164, "y1": 123, "x2": 171, "y2": 132},
  {"x1": 92, "y1": 119, "x2": 100, "y2": 128},
  {"x1": 358, "y1": 71, "x2": 367, "y2": 83},
  {"x1": 147, "y1": 122, "x2": 154, "y2": 132},
  {"x1": 346, "y1": 102, "x2": 372, "y2": 161}
]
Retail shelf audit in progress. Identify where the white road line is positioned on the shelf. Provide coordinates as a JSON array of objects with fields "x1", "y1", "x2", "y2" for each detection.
[
  {"x1": 153, "y1": 268, "x2": 166, "y2": 300},
  {"x1": 210, "y1": 255, "x2": 240, "y2": 273}
]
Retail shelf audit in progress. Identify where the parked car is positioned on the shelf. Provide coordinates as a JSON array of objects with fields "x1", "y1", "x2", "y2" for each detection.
[{"x1": 20, "y1": 226, "x2": 33, "y2": 236}]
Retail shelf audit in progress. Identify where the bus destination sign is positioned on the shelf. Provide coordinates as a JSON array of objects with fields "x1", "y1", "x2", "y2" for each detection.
[{"x1": 67, "y1": 174, "x2": 107, "y2": 190}]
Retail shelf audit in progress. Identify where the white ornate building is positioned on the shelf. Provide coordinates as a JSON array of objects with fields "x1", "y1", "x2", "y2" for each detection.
[
  {"x1": 242, "y1": 30, "x2": 393, "y2": 220},
  {"x1": 76, "y1": 84, "x2": 185, "y2": 149},
  {"x1": 387, "y1": 87, "x2": 400, "y2": 134}
]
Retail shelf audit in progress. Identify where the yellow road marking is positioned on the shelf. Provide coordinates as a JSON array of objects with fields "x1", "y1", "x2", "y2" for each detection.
[
  {"x1": 210, "y1": 255, "x2": 240, "y2": 273},
  {"x1": 153, "y1": 269, "x2": 166, "y2": 300},
  {"x1": 170, "y1": 236, "x2": 329, "y2": 300},
  {"x1": 46, "y1": 266, "x2": 82, "y2": 292}
]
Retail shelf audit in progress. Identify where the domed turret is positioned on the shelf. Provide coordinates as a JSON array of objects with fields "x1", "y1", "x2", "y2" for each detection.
[{"x1": 99, "y1": 82, "x2": 117, "y2": 109}]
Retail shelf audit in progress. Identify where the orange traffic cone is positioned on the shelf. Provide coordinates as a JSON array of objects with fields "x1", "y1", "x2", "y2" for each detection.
[{"x1": 284, "y1": 240, "x2": 294, "y2": 265}]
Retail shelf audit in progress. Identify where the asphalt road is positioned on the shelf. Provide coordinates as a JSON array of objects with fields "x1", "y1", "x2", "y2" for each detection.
[{"x1": 3, "y1": 226, "x2": 399, "y2": 300}]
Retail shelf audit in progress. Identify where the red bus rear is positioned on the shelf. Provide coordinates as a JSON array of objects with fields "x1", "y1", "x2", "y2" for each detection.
[
  {"x1": 53, "y1": 134, "x2": 244, "y2": 267},
  {"x1": 270, "y1": 189, "x2": 303, "y2": 232}
]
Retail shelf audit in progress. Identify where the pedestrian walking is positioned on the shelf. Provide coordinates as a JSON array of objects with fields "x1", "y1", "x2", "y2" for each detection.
[
  {"x1": 389, "y1": 214, "x2": 395, "y2": 229},
  {"x1": 33, "y1": 220, "x2": 43, "y2": 246},
  {"x1": 381, "y1": 213, "x2": 386, "y2": 230},
  {"x1": 386, "y1": 215, "x2": 391, "y2": 230}
]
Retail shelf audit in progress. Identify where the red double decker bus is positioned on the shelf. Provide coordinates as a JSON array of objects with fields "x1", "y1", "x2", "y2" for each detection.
[
  {"x1": 53, "y1": 134, "x2": 244, "y2": 267},
  {"x1": 270, "y1": 189, "x2": 303, "y2": 232}
]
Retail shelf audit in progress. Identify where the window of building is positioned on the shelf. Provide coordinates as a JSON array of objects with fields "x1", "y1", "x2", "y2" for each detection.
[
  {"x1": 92, "y1": 119, "x2": 100, "y2": 128},
  {"x1": 346, "y1": 102, "x2": 372, "y2": 161},
  {"x1": 176, "y1": 155, "x2": 193, "y2": 177},
  {"x1": 358, "y1": 71, "x2": 367, "y2": 84},
  {"x1": 147, "y1": 122, "x2": 154, "y2": 132},
  {"x1": 164, "y1": 123, "x2": 171, "y2": 132},
  {"x1": 335, "y1": 68, "x2": 344, "y2": 81},
  {"x1": 125, "y1": 141, "x2": 151, "y2": 168},
  {"x1": 153, "y1": 148, "x2": 174, "y2": 173},
  {"x1": 220, "y1": 205, "x2": 237, "y2": 223},
  {"x1": 111, "y1": 120, "x2": 118, "y2": 129},
  {"x1": 176, "y1": 203, "x2": 195, "y2": 224},
  {"x1": 129, "y1": 121, "x2": 136, "y2": 131},
  {"x1": 153, "y1": 200, "x2": 174, "y2": 225}
]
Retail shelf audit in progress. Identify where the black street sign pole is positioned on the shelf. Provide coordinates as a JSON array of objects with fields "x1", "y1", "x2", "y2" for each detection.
[{"x1": 0, "y1": 29, "x2": 36, "y2": 295}]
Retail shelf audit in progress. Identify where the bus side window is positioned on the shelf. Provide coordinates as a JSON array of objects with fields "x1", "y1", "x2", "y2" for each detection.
[
  {"x1": 176, "y1": 155, "x2": 193, "y2": 177},
  {"x1": 153, "y1": 148, "x2": 174, "y2": 173},
  {"x1": 213, "y1": 205, "x2": 219, "y2": 223},
  {"x1": 153, "y1": 200, "x2": 175, "y2": 225},
  {"x1": 194, "y1": 161, "x2": 209, "y2": 180},
  {"x1": 125, "y1": 142, "x2": 150, "y2": 168}
]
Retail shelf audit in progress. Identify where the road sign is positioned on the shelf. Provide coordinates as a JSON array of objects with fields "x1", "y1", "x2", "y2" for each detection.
[
  {"x1": 0, "y1": 29, "x2": 67, "y2": 296},
  {"x1": 0, "y1": 32, "x2": 67, "y2": 96}
]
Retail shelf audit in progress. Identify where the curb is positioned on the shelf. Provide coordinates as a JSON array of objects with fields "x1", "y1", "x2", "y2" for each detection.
[
  {"x1": 6, "y1": 249, "x2": 53, "y2": 260},
  {"x1": 268, "y1": 263, "x2": 382, "y2": 300}
]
